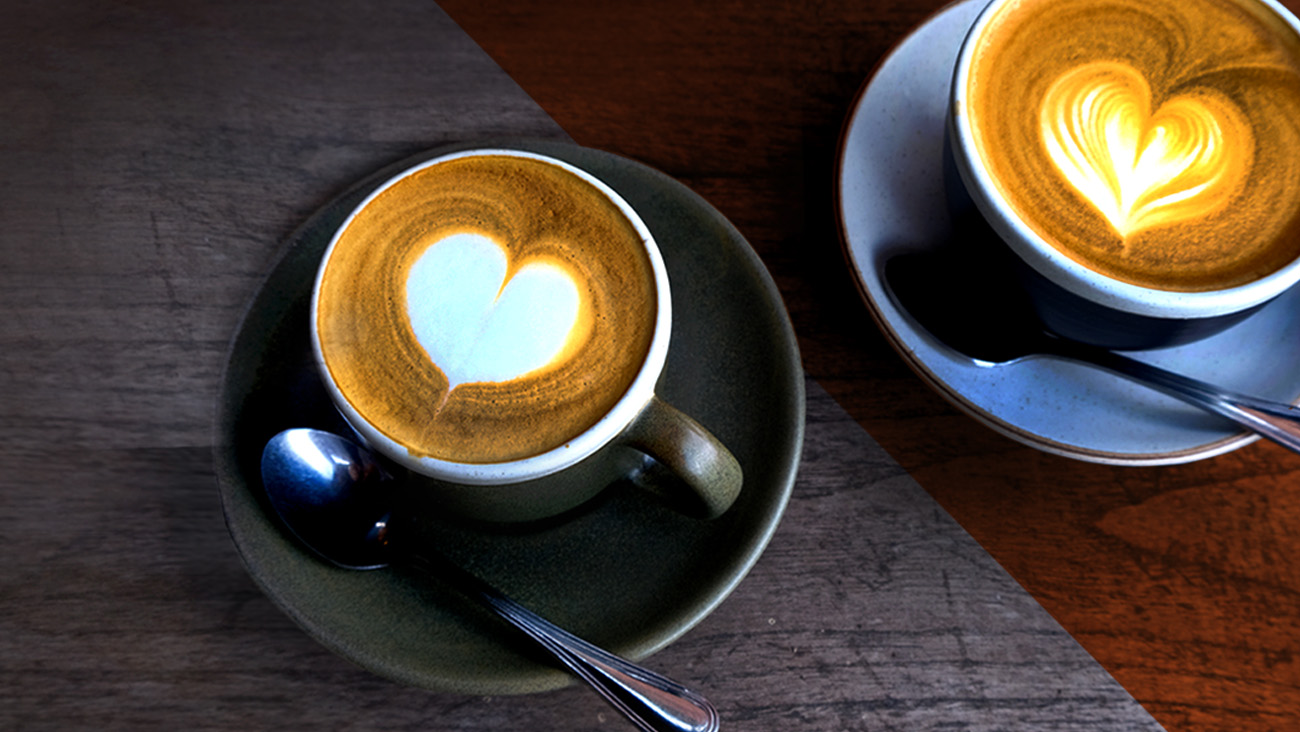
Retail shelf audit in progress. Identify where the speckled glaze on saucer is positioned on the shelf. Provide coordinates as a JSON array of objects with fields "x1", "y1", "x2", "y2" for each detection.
[
  {"x1": 215, "y1": 140, "x2": 804, "y2": 694},
  {"x1": 836, "y1": 0, "x2": 1300, "y2": 464}
]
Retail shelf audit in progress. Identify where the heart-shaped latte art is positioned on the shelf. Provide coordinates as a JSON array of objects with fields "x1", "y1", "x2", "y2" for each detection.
[
  {"x1": 405, "y1": 233, "x2": 581, "y2": 392},
  {"x1": 1040, "y1": 61, "x2": 1253, "y2": 238}
]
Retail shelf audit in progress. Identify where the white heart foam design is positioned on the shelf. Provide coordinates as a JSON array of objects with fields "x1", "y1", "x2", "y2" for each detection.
[
  {"x1": 405, "y1": 233, "x2": 580, "y2": 391},
  {"x1": 1040, "y1": 61, "x2": 1250, "y2": 238}
]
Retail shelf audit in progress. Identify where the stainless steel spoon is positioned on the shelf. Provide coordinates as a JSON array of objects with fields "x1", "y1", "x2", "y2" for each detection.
[
  {"x1": 884, "y1": 250, "x2": 1300, "y2": 454},
  {"x1": 261, "y1": 428, "x2": 720, "y2": 732}
]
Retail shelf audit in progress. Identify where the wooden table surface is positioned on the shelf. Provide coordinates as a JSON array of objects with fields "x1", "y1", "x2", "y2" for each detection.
[{"x1": 2, "y1": 1, "x2": 1296, "y2": 730}]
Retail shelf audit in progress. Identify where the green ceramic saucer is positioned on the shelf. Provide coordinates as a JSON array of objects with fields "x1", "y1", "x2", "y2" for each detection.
[{"x1": 214, "y1": 140, "x2": 804, "y2": 695}]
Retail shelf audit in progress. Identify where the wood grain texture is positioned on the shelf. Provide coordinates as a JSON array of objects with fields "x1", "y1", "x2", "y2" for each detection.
[
  {"x1": 0, "y1": 0, "x2": 567, "y2": 455},
  {"x1": 436, "y1": 1, "x2": 1300, "y2": 730},
  {"x1": 0, "y1": 388, "x2": 1160, "y2": 731}
]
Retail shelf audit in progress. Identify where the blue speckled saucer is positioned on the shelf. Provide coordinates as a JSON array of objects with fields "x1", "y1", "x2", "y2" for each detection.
[
  {"x1": 837, "y1": 0, "x2": 1300, "y2": 464},
  {"x1": 215, "y1": 140, "x2": 804, "y2": 694}
]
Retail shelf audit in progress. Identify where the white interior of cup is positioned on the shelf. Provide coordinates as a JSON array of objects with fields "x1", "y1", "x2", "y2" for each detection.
[
  {"x1": 310, "y1": 149, "x2": 672, "y2": 485},
  {"x1": 949, "y1": 0, "x2": 1300, "y2": 320}
]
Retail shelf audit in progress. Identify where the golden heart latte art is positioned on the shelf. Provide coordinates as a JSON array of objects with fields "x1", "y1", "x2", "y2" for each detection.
[
  {"x1": 965, "y1": 0, "x2": 1300, "y2": 291},
  {"x1": 315, "y1": 154, "x2": 657, "y2": 463}
]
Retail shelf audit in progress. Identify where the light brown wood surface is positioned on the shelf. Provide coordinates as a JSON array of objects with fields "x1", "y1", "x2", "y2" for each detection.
[{"x1": 0, "y1": 0, "x2": 1292, "y2": 730}]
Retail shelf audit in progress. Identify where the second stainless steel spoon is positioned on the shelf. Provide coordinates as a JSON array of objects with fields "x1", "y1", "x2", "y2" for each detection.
[
  {"x1": 261, "y1": 428, "x2": 719, "y2": 732},
  {"x1": 885, "y1": 250, "x2": 1300, "y2": 454}
]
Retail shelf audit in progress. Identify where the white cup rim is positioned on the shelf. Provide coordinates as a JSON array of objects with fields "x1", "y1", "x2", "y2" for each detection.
[
  {"x1": 310, "y1": 148, "x2": 672, "y2": 485},
  {"x1": 950, "y1": 0, "x2": 1300, "y2": 319}
]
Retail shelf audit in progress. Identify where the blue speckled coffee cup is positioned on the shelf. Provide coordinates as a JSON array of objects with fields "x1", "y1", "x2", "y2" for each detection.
[{"x1": 946, "y1": 0, "x2": 1300, "y2": 350}]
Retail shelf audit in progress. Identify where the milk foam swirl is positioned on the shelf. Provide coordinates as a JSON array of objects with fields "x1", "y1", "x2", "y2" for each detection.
[
  {"x1": 316, "y1": 155, "x2": 657, "y2": 463},
  {"x1": 967, "y1": 0, "x2": 1300, "y2": 291},
  {"x1": 1040, "y1": 61, "x2": 1254, "y2": 238}
]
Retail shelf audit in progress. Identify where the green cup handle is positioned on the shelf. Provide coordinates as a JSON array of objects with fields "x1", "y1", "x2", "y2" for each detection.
[{"x1": 621, "y1": 395, "x2": 743, "y2": 519}]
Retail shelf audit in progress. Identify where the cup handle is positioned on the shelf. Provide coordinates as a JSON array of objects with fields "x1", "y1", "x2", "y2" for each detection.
[{"x1": 620, "y1": 395, "x2": 743, "y2": 519}]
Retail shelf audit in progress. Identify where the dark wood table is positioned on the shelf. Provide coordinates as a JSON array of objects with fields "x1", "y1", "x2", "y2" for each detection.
[{"x1": 2, "y1": 1, "x2": 1295, "y2": 730}]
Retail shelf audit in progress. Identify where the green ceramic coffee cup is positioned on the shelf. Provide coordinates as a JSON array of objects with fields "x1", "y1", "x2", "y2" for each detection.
[{"x1": 310, "y1": 149, "x2": 741, "y2": 522}]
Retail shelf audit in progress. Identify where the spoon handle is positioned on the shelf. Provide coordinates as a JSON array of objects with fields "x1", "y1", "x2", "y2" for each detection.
[
  {"x1": 412, "y1": 553, "x2": 720, "y2": 732},
  {"x1": 1053, "y1": 340, "x2": 1300, "y2": 454}
]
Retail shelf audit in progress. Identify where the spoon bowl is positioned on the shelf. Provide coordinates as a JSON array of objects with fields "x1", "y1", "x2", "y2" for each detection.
[{"x1": 261, "y1": 428, "x2": 393, "y2": 569}]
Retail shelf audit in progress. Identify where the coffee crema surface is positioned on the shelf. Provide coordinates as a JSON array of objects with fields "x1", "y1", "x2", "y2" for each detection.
[
  {"x1": 316, "y1": 155, "x2": 657, "y2": 463},
  {"x1": 965, "y1": 0, "x2": 1300, "y2": 291}
]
